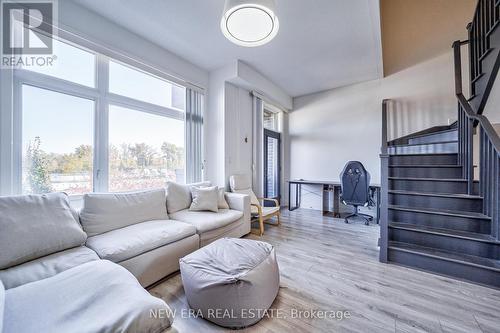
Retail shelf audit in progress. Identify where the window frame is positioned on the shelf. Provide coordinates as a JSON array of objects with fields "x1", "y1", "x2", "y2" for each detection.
[{"x1": 11, "y1": 36, "x2": 189, "y2": 196}]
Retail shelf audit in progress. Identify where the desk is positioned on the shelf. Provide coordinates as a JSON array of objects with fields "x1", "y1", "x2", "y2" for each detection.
[{"x1": 287, "y1": 180, "x2": 381, "y2": 224}]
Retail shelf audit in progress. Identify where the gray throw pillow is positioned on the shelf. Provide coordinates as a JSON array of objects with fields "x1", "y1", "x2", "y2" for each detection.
[{"x1": 190, "y1": 186, "x2": 219, "y2": 213}]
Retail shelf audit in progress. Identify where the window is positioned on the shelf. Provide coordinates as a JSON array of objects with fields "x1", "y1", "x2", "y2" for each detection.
[
  {"x1": 22, "y1": 85, "x2": 94, "y2": 195},
  {"x1": 109, "y1": 60, "x2": 186, "y2": 110},
  {"x1": 108, "y1": 105, "x2": 185, "y2": 192},
  {"x1": 22, "y1": 39, "x2": 96, "y2": 87},
  {"x1": 263, "y1": 110, "x2": 279, "y2": 131},
  {"x1": 8, "y1": 36, "x2": 199, "y2": 196}
]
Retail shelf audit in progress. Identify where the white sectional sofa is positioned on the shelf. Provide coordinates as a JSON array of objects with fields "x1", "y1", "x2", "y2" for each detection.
[
  {"x1": 0, "y1": 193, "x2": 173, "y2": 333},
  {"x1": 0, "y1": 193, "x2": 100, "y2": 289},
  {"x1": 166, "y1": 181, "x2": 251, "y2": 247},
  {"x1": 80, "y1": 188, "x2": 200, "y2": 287},
  {"x1": 0, "y1": 182, "x2": 250, "y2": 332},
  {"x1": 1, "y1": 261, "x2": 172, "y2": 333}
]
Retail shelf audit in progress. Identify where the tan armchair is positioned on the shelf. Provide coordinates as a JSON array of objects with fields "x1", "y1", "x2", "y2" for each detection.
[{"x1": 230, "y1": 175, "x2": 280, "y2": 236}]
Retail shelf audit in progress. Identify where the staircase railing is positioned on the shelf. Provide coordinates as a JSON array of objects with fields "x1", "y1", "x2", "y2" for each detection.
[
  {"x1": 467, "y1": 0, "x2": 500, "y2": 113},
  {"x1": 379, "y1": 99, "x2": 390, "y2": 263},
  {"x1": 454, "y1": 39, "x2": 500, "y2": 240}
]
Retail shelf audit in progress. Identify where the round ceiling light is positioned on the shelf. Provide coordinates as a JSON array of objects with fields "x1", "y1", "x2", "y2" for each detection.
[{"x1": 221, "y1": 0, "x2": 279, "y2": 47}]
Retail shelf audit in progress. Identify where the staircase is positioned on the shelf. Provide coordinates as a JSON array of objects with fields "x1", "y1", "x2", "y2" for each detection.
[
  {"x1": 378, "y1": 0, "x2": 500, "y2": 289},
  {"x1": 385, "y1": 126, "x2": 500, "y2": 288}
]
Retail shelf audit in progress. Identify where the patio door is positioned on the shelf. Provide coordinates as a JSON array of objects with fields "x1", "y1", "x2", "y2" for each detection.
[{"x1": 264, "y1": 129, "x2": 281, "y2": 202}]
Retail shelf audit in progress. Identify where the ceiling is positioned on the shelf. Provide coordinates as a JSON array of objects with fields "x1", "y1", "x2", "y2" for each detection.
[{"x1": 71, "y1": 0, "x2": 383, "y2": 97}]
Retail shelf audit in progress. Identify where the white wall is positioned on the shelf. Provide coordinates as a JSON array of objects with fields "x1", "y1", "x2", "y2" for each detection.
[
  {"x1": 224, "y1": 83, "x2": 253, "y2": 187},
  {"x1": 233, "y1": 61, "x2": 293, "y2": 110},
  {"x1": 290, "y1": 51, "x2": 459, "y2": 210},
  {"x1": 483, "y1": 70, "x2": 500, "y2": 125},
  {"x1": 205, "y1": 66, "x2": 231, "y2": 187},
  {"x1": 205, "y1": 61, "x2": 291, "y2": 193}
]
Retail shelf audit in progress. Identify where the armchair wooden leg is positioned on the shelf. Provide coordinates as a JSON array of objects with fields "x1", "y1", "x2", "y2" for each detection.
[
  {"x1": 277, "y1": 212, "x2": 281, "y2": 226},
  {"x1": 259, "y1": 215, "x2": 264, "y2": 236}
]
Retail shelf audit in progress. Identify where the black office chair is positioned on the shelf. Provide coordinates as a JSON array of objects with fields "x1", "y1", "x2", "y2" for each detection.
[{"x1": 339, "y1": 161, "x2": 373, "y2": 225}]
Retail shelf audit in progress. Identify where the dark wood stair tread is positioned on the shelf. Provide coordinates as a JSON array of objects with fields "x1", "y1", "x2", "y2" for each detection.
[
  {"x1": 389, "y1": 222, "x2": 498, "y2": 243},
  {"x1": 388, "y1": 241, "x2": 500, "y2": 272},
  {"x1": 387, "y1": 125, "x2": 456, "y2": 146},
  {"x1": 388, "y1": 190, "x2": 482, "y2": 199},
  {"x1": 389, "y1": 140, "x2": 458, "y2": 148},
  {"x1": 390, "y1": 153, "x2": 458, "y2": 157},
  {"x1": 389, "y1": 164, "x2": 461, "y2": 168},
  {"x1": 388, "y1": 205, "x2": 491, "y2": 220},
  {"x1": 405, "y1": 128, "x2": 457, "y2": 141},
  {"x1": 388, "y1": 177, "x2": 478, "y2": 183}
]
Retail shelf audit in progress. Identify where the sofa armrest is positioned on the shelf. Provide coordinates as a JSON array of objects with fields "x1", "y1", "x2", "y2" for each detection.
[
  {"x1": 225, "y1": 192, "x2": 249, "y2": 212},
  {"x1": 225, "y1": 192, "x2": 251, "y2": 228}
]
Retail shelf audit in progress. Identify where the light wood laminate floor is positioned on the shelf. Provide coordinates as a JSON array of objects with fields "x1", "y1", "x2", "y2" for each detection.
[{"x1": 150, "y1": 209, "x2": 500, "y2": 333}]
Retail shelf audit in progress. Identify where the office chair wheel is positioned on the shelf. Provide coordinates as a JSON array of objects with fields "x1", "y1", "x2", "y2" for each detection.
[{"x1": 364, "y1": 221, "x2": 370, "y2": 226}]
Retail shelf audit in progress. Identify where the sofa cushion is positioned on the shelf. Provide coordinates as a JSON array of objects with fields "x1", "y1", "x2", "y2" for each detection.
[
  {"x1": 80, "y1": 189, "x2": 169, "y2": 237},
  {"x1": 0, "y1": 193, "x2": 87, "y2": 269},
  {"x1": 170, "y1": 209, "x2": 244, "y2": 233},
  {"x1": 3, "y1": 260, "x2": 173, "y2": 333},
  {"x1": 190, "y1": 186, "x2": 219, "y2": 213},
  {"x1": 86, "y1": 220, "x2": 196, "y2": 262},
  {"x1": 166, "y1": 181, "x2": 211, "y2": 213},
  {"x1": 0, "y1": 246, "x2": 99, "y2": 289},
  {"x1": 198, "y1": 217, "x2": 244, "y2": 245}
]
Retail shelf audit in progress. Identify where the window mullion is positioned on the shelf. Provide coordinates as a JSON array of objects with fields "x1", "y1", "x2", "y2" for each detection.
[
  {"x1": 94, "y1": 54, "x2": 109, "y2": 192},
  {"x1": 12, "y1": 77, "x2": 23, "y2": 195},
  {"x1": 13, "y1": 69, "x2": 99, "y2": 100},
  {"x1": 107, "y1": 93, "x2": 185, "y2": 121}
]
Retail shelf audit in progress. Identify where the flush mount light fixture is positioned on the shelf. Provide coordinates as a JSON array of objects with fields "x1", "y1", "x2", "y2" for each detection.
[{"x1": 220, "y1": 0, "x2": 279, "y2": 47}]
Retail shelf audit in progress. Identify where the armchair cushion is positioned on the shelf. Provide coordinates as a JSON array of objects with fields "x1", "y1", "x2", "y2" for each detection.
[
  {"x1": 229, "y1": 175, "x2": 260, "y2": 206},
  {"x1": 0, "y1": 193, "x2": 87, "y2": 269},
  {"x1": 254, "y1": 206, "x2": 280, "y2": 217}
]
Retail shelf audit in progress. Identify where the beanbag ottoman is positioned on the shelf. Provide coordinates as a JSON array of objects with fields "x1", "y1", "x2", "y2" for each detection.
[{"x1": 180, "y1": 238, "x2": 280, "y2": 328}]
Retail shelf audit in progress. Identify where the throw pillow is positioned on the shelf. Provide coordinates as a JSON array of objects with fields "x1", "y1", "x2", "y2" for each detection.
[
  {"x1": 218, "y1": 188, "x2": 229, "y2": 209},
  {"x1": 190, "y1": 186, "x2": 219, "y2": 213},
  {"x1": 166, "y1": 181, "x2": 211, "y2": 213}
]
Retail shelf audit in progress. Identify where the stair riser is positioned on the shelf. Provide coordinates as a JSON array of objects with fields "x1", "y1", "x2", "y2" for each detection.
[
  {"x1": 388, "y1": 249, "x2": 500, "y2": 288},
  {"x1": 389, "y1": 228, "x2": 500, "y2": 259},
  {"x1": 388, "y1": 209, "x2": 491, "y2": 234},
  {"x1": 388, "y1": 142, "x2": 458, "y2": 155},
  {"x1": 408, "y1": 131, "x2": 458, "y2": 145},
  {"x1": 389, "y1": 167, "x2": 462, "y2": 178},
  {"x1": 389, "y1": 193, "x2": 483, "y2": 213},
  {"x1": 389, "y1": 154, "x2": 458, "y2": 166},
  {"x1": 389, "y1": 179, "x2": 478, "y2": 195}
]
